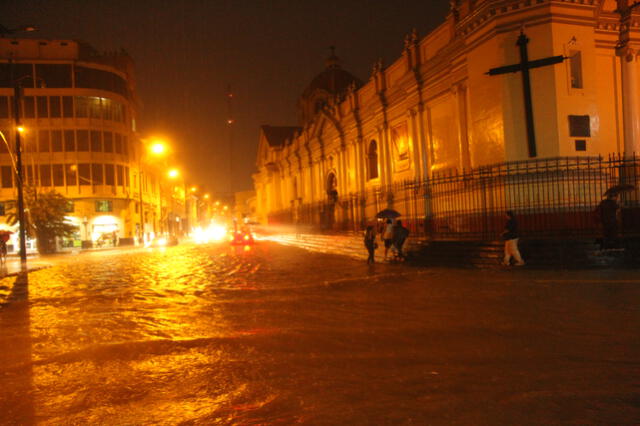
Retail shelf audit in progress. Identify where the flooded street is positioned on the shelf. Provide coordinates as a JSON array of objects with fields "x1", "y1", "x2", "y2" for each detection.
[{"x1": 0, "y1": 241, "x2": 639, "y2": 424}]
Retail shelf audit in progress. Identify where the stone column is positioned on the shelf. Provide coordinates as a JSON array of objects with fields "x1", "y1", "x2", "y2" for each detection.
[
  {"x1": 619, "y1": 46, "x2": 640, "y2": 155},
  {"x1": 453, "y1": 83, "x2": 472, "y2": 171}
]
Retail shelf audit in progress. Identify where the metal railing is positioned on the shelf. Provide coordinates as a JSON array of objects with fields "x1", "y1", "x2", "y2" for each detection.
[{"x1": 269, "y1": 154, "x2": 640, "y2": 241}]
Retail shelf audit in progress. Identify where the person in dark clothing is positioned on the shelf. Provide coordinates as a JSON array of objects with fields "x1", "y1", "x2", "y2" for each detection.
[
  {"x1": 364, "y1": 225, "x2": 377, "y2": 264},
  {"x1": 502, "y1": 211, "x2": 525, "y2": 266},
  {"x1": 597, "y1": 193, "x2": 620, "y2": 249},
  {"x1": 392, "y1": 220, "x2": 410, "y2": 261}
]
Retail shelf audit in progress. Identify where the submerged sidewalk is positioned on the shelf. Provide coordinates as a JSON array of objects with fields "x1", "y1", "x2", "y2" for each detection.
[{"x1": 261, "y1": 231, "x2": 639, "y2": 269}]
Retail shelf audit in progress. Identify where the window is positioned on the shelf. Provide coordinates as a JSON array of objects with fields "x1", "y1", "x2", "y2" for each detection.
[
  {"x1": 0, "y1": 129, "x2": 9, "y2": 153},
  {"x1": 22, "y1": 96, "x2": 35, "y2": 118},
  {"x1": 95, "y1": 200, "x2": 112, "y2": 212},
  {"x1": 78, "y1": 163, "x2": 90, "y2": 185},
  {"x1": 75, "y1": 66, "x2": 128, "y2": 98},
  {"x1": 89, "y1": 97, "x2": 102, "y2": 119},
  {"x1": 114, "y1": 133, "x2": 122, "y2": 154},
  {"x1": 104, "y1": 132, "x2": 113, "y2": 153},
  {"x1": 569, "y1": 50, "x2": 583, "y2": 89},
  {"x1": 76, "y1": 130, "x2": 89, "y2": 151},
  {"x1": 64, "y1": 130, "x2": 75, "y2": 152},
  {"x1": 62, "y1": 96, "x2": 73, "y2": 117},
  {"x1": 52, "y1": 164, "x2": 64, "y2": 186},
  {"x1": 74, "y1": 96, "x2": 88, "y2": 118},
  {"x1": 90, "y1": 131, "x2": 102, "y2": 152},
  {"x1": 64, "y1": 201, "x2": 74, "y2": 213},
  {"x1": 124, "y1": 166, "x2": 129, "y2": 187},
  {"x1": 91, "y1": 163, "x2": 103, "y2": 185},
  {"x1": 105, "y1": 164, "x2": 115, "y2": 185},
  {"x1": 24, "y1": 132, "x2": 36, "y2": 152},
  {"x1": 38, "y1": 130, "x2": 50, "y2": 153},
  {"x1": 368, "y1": 140, "x2": 379, "y2": 180},
  {"x1": 65, "y1": 164, "x2": 78, "y2": 186},
  {"x1": 37, "y1": 96, "x2": 48, "y2": 118},
  {"x1": 39, "y1": 164, "x2": 52, "y2": 186},
  {"x1": 569, "y1": 115, "x2": 590, "y2": 137},
  {"x1": 575, "y1": 139, "x2": 587, "y2": 151},
  {"x1": 122, "y1": 135, "x2": 128, "y2": 157},
  {"x1": 1, "y1": 166, "x2": 12, "y2": 188},
  {"x1": 49, "y1": 96, "x2": 61, "y2": 118},
  {"x1": 0, "y1": 96, "x2": 9, "y2": 118},
  {"x1": 35, "y1": 64, "x2": 72, "y2": 88},
  {"x1": 51, "y1": 130, "x2": 63, "y2": 152},
  {"x1": 116, "y1": 165, "x2": 124, "y2": 186},
  {"x1": 0, "y1": 203, "x2": 4, "y2": 216},
  {"x1": 103, "y1": 99, "x2": 113, "y2": 120},
  {"x1": 24, "y1": 165, "x2": 35, "y2": 185}
]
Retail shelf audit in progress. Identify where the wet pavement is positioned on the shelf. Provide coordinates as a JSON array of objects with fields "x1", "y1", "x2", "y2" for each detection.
[{"x1": 0, "y1": 241, "x2": 639, "y2": 424}]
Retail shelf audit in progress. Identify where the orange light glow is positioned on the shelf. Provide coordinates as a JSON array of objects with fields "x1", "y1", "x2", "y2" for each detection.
[
  {"x1": 204, "y1": 194, "x2": 210, "y2": 200},
  {"x1": 168, "y1": 169, "x2": 179, "y2": 179},
  {"x1": 190, "y1": 186, "x2": 197, "y2": 192},
  {"x1": 17, "y1": 126, "x2": 25, "y2": 133},
  {"x1": 150, "y1": 141, "x2": 167, "y2": 155}
]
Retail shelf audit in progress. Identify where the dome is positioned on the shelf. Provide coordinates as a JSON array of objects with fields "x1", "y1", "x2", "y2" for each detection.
[
  {"x1": 298, "y1": 48, "x2": 362, "y2": 126},
  {"x1": 301, "y1": 47, "x2": 362, "y2": 99}
]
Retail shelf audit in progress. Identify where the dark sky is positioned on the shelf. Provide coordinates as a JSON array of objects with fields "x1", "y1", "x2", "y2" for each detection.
[{"x1": 1, "y1": 0, "x2": 450, "y2": 194}]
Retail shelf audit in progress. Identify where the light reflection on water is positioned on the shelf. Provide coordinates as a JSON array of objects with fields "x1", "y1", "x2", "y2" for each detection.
[{"x1": 0, "y1": 242, "x2": 639, "y2": 424}]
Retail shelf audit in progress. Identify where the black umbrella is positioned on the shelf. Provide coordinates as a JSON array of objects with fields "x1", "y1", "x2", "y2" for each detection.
[
  {"x1": 376, "y1": 208, "x2": 401, "y2": 219},
  {"x1": 603, "y1": 184, "x2": 635, "y2": 197}
]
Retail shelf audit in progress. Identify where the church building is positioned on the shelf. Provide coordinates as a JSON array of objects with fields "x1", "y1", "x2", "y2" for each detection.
[{"x1": 254, "y1": 0, "x2": 640, "y2": 239}]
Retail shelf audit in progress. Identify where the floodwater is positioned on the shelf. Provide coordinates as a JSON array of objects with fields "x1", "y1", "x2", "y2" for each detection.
[{"x1": 0, "y1": 242, "x2": 639, "y2": 424}]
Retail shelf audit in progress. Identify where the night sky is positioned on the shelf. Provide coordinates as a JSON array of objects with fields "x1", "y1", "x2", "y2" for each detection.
[{"x1": 1, "y1": 0, "x2": 450, "y2": 194}]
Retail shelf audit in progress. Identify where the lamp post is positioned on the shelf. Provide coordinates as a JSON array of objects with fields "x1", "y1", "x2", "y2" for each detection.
[
  {"x1": 13, "y1": 104, "x2": 27, "y2": 266},
  {"x1": 167, "y1": 168, "x2": 180, "y2": 236},
  {"x1": 4, "y1": 24, "x2": 37, "y2": 268},
  {"x1": 137, "y1": 139, "x2": 167, "y2": 244}
]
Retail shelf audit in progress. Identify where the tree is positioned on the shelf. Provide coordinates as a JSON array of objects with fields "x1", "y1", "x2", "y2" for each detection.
[{"x1": 8, "y1": 188, "x2": 77, "y2": 254}]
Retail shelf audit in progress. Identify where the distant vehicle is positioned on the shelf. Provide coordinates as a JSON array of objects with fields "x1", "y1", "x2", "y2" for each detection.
[
  {"x1": 230, "y1": 224, "x2": 255, "y2": 246},
  {"x1": 152, "y1": 235, "x2": 179, "y2": 247}
]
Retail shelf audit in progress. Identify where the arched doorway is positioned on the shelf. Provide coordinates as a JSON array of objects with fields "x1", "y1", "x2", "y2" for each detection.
[
  {"x1": 325, "y1": 172, "x2": 338, "y2": 229},
  {"x1": 368, "y1": 140, "x2": 379, "y2": 180}
]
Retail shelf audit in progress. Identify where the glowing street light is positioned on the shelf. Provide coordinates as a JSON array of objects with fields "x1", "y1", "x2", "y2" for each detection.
[
  {"x1": 204, "y1": 194, "x2": 210, "y2": 200},
  {"x1": 150, "y1": 141, "x2": 167, "y2": 155},
  {"x1": 168, "y1": 168, "x2": 179, "y2": 179},
  {"x1": 16, "y1": 125, "x2": 25, "y2": 133}
]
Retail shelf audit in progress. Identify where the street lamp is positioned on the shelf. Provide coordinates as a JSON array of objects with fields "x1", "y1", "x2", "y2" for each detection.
[
  {"x1": 166, "y1": 168, "x2": 180, "y2": 235},
  {"x1": 5, "y1": 24, "x2": 38, "y2": 268},
  {"x1": 138, "y1": 138, "x2": 167, "y2": 244}
]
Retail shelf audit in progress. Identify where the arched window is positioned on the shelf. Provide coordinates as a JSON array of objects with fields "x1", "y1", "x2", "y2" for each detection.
[
  {"x1": 368, "y1": 140, "x2": 379, "y2": 180},
  {"x1": 326, "y1": 172, "x2": 338, "y2": 202}
]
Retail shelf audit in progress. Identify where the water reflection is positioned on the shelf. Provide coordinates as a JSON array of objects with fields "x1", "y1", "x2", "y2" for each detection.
[{"x1": 0, "y1": 273, "x2": 34, "y2": 425}]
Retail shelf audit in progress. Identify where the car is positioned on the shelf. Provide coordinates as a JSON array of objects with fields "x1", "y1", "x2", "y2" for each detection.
[
  {"x1": 152, "y1": 235, "x2": 179, "y2": 247},
  {"x1": 230, "y1": 227, "x2": 254, "y2": 245}
]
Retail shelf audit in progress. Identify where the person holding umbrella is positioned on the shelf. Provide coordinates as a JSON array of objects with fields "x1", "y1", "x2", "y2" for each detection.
[{"x1": 376, "y1": 209, "x2": 401, "y2": 261}]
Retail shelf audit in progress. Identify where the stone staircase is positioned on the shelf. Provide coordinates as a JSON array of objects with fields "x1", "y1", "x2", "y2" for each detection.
[
  {"x1": 261, "y1": 231, "x2": 639, "y2": 269},
  {"x1": 412, "y1": 239, "x2": 624, "y2": 269}
]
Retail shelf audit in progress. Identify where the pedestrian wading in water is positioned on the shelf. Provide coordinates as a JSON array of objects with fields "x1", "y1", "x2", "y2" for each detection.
[
  {"x1": 392, "y1": 220, "x2": 410, "y2": 261},
  {"x1": 596, "y1": 193, "x2": 620, "y2": 249},
  {"x1": 382, "y1": 219, "x2": 394, "y2": 260},
  {"x1": 502, "y1": 210, "x2": 525, "y2": 266},
  {"x1": 364, "y1": 225, "x2": 377, "y2": 264}
]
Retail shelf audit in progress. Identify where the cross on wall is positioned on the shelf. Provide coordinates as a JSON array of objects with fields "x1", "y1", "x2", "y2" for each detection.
[{"x1": 487, "y1": 31, "x2": 568, "y2": 158}]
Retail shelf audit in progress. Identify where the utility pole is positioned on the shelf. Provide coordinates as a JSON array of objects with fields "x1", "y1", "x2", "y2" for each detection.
[{"x1": 226, "y1": 85, "x2": 235, "y2": 198}]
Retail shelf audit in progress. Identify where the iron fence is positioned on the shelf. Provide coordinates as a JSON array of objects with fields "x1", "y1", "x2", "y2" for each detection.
[{"x1": 269, "y1": 154, "x2": 640, "y2": 241}]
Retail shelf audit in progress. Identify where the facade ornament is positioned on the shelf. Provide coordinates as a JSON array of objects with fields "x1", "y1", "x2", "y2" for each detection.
[{"x1": 371, "y1": 57, "x2": 383, "y2": 77}]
